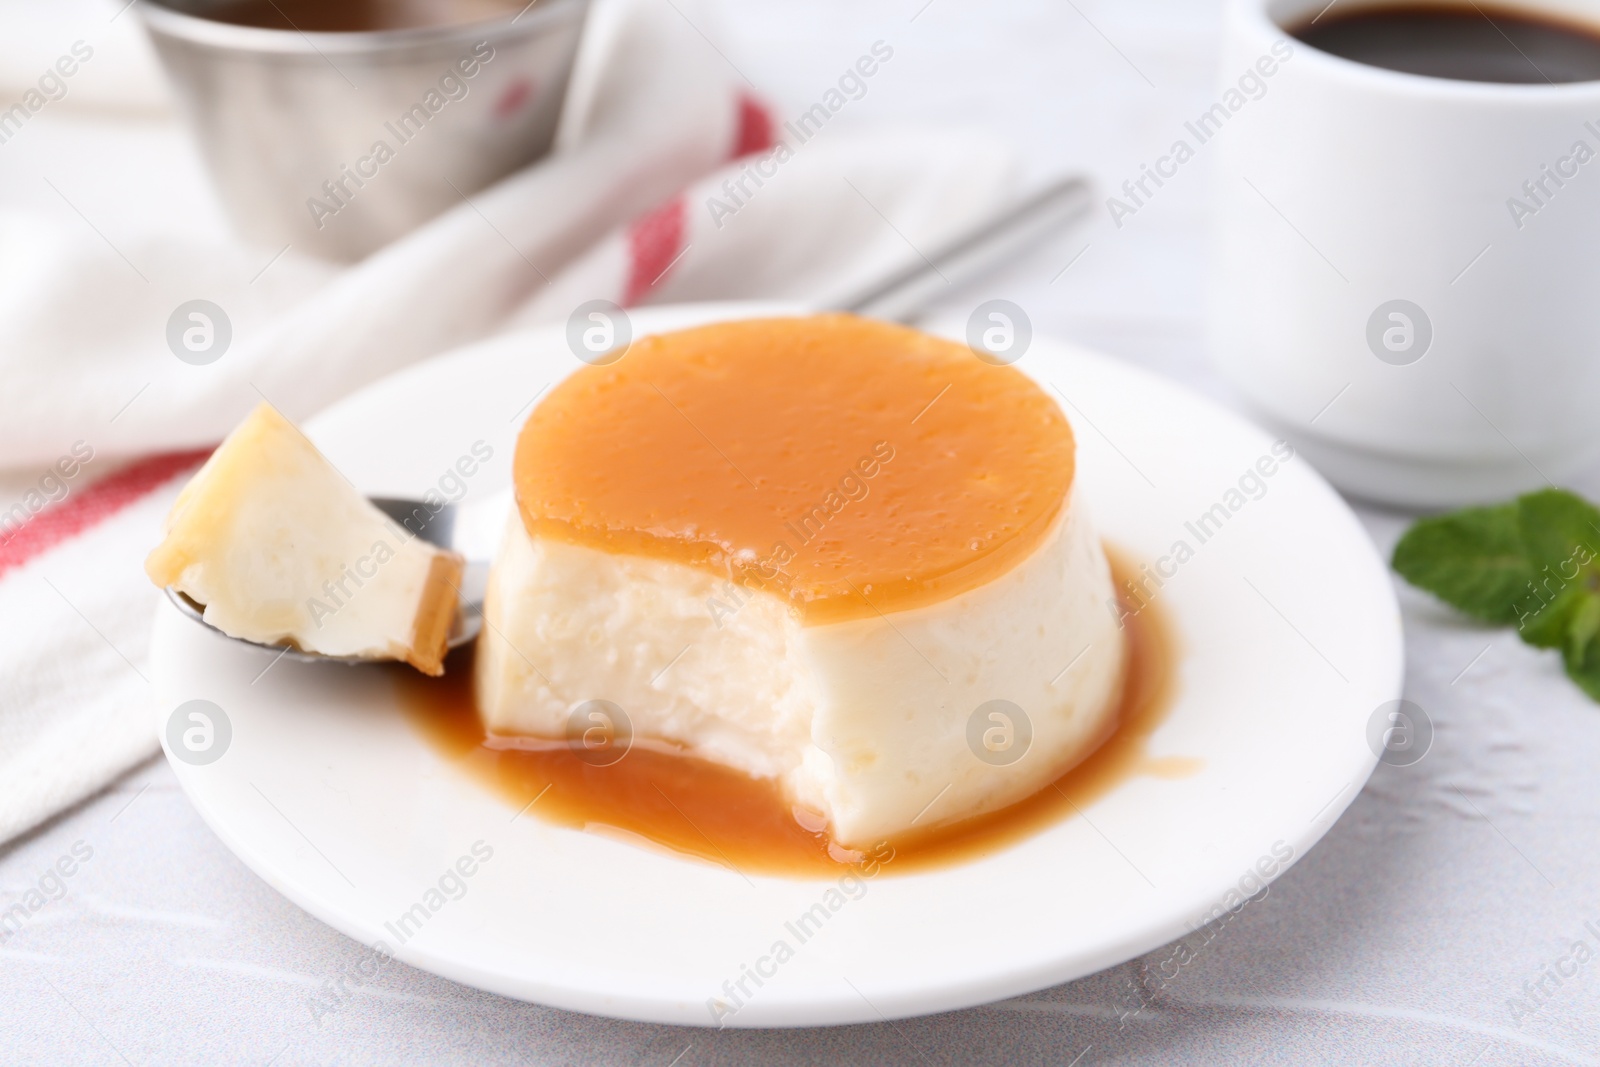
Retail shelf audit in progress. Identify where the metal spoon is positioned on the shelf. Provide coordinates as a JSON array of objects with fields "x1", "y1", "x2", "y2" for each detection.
[
  {"x1": 838, "y1": 174, "x2": 1093, "y2": 322},
  {"x1": 164, "y1": 498, "x2": 489, "y2": 665},
  {"x1": 164, "y1": 175, "x2": 1093, "y2": 663}
]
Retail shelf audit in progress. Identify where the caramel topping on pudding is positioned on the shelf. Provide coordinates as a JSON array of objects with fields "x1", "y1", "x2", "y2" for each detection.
[{"x1": 513, "y1": 314, "x2": 1074, "y2": 624}]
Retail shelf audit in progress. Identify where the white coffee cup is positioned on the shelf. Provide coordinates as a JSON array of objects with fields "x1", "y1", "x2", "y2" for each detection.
[{"x1": 1209, "y1": 0, "x2": 1600, "y2": 507}]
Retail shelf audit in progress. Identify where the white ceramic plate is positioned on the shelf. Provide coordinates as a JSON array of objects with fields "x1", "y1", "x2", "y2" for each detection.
[{"x1": 150, "y1": 302, "x2": 1403, "y2": 1027}]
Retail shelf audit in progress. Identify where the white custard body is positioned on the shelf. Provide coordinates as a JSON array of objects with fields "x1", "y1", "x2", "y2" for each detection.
[
  {"x1": 475, "y1": 486, "x2": 1125, "y2": 848},
  {"x1": 145, "y1": 404, "x2": 463, "y2": 674}
]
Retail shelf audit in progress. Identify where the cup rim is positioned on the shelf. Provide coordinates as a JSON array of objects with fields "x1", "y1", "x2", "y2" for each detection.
[
  {"x1": 1232, "y1": 0, "x2": 1600, "y2": 98},
  {"x1": 137, "y1": 0, "x2": 587, "y2": 55}
]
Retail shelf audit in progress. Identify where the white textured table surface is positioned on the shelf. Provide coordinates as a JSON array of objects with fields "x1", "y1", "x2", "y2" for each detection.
[{"x1": 6, "y1": 2, "x2": 1600, "y2": 1064}]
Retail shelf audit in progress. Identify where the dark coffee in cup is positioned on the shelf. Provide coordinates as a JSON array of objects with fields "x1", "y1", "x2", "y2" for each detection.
[{"x1": 1293, "y1": 3, "x2": 1600, "y2": 83}]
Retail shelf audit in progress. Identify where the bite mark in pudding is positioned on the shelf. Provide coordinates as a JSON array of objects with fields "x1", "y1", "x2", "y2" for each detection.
[{"x1": 478, "y1": 314, "x2": 1127, "y2": 848}]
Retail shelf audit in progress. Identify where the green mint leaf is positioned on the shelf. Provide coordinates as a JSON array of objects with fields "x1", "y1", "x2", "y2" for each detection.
[
  {"x1": 1511, "y1": 489, "x2": 1600, "y2": 646},
  {"x1": 1520, "y1": 584, "x2": 1588, "y2": 650},
  {"x1": 1395, "y1": 487, "x2": 1600, "y2": 705},
  {"x1": 1516, "y1": 488, "x2": 1600, "y2": 572},
  {"x1": 1391, "y1": 502, "x2": 1532, "y2": 625},
  {"x1": 1564, "y1": 595, "x2": 1600, "y2": 701},
  {"x1": 1567, "y1": 593, "x2": 1600, "y2": 661}
]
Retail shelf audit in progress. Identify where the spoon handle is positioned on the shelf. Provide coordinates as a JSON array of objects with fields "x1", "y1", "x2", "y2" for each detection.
[{"x1": 833, "y1": 174, "x2": 1095, "y2": 323}]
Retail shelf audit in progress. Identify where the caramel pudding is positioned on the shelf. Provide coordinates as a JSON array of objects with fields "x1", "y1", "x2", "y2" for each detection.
[
  {"x1": 146, "y1": 403, "x2": 464, "y2": 675},
  {"x1": 403, "y1": 550, "x2": 1180, "y2": 876},
  {"x1": 477, "y1": 314, "x2": 1127, "y2": 848}
]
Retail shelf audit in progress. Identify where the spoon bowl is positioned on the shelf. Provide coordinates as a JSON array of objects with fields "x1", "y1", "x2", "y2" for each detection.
[{"x1": 163, "y1": 497, "x2": 488, "y2": 665}]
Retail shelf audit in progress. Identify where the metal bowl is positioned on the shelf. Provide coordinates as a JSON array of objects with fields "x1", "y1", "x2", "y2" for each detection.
[{"x1": 138, "y1": 0, "x2": 591, "y2": 261}]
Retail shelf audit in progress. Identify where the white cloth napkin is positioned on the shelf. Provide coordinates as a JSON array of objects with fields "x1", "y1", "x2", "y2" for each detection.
[{"x1": 0, "y1": 0, "x2": 1018, "y2": 845}]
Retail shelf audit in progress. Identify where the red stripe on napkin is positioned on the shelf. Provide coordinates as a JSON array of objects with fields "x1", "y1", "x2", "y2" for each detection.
[
  {"x1": 618, "y1": 95, "x2": 775, "y2": 307},
  {"x1": 622, "y1": 197, "x2": 687, "y2": 307},
  {"x1": 731, "y1": 93, "x2": 777, "y2": 159},
  {"x1": 0, "y1": 447, "x2": 213, "y2": 581}
]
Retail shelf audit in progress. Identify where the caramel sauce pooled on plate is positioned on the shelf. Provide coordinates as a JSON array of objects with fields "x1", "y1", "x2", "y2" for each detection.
[{"x1": 397, "y1": 550, "x2": 1189, "y2": 877}]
